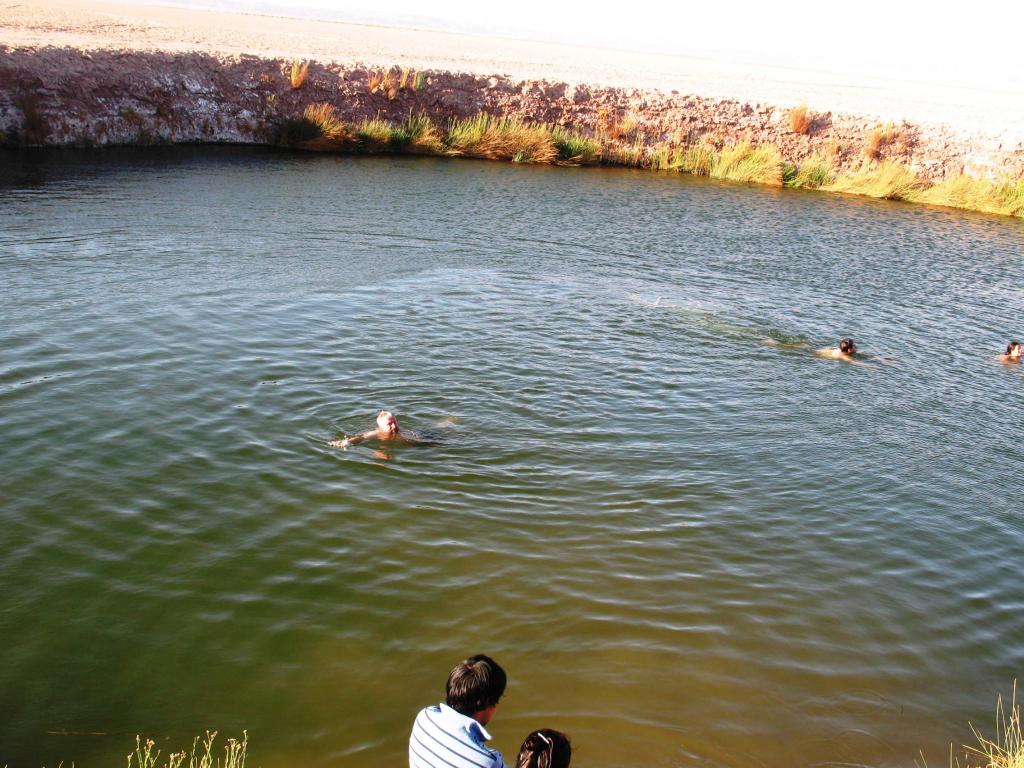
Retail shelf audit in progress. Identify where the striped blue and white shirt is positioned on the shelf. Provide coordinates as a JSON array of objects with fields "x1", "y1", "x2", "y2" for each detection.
[{"x1": 409, "y1": 703, "x2": 505, "y2": 768}]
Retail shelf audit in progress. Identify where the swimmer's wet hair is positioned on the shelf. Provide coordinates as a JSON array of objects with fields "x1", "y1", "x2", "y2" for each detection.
[
  {"x1": 839, "y1": 338, "x2": 856, "y2": 354},
  {"x1": 446, "y1": 655, "x2": 506, "y2": 716},
  {"x1": 515, "y1": 729, "x2": 571, "y2": 768},
  {"x1": 1007, "y1": 341, "x2": 1021, "y2": 355}
]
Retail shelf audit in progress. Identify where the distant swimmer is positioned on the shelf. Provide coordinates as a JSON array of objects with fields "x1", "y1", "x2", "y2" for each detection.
[
  {"x1": 997, "y1": 341, "x2": 1022, "y2": 362},
  {"x1": 330, "y1": 410, "x2": 401, "y2": 449},
  {"x1": 816, "y1": 338, "x2": 869, "y2": 366}
]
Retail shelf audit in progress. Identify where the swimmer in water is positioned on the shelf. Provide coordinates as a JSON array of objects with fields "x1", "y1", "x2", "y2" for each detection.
[
  {"x1": 997, "y1": 340, "x2": 1022, "y2": 362},
  {"x1": 816, "y1": 337, "x2": 865, "y2": 365},
  {"x1": 330, "y1": 410, "x2": 400, "y2": 449}
]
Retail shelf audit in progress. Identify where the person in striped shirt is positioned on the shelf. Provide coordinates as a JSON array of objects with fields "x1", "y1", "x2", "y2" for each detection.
[{"x1": 409, "y1": 654, "x2": 507, "y2": 768}]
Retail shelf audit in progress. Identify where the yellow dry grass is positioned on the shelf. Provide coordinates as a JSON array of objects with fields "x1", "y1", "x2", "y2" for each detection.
[
  {"x1": 825, "y1": 159, "x2": 922, "y2": 200},
  {"x1": 963, "y1": 684, "x2": 1024, "y2": 768},
  {"x1": 864, "y1": 122, "x2": 899, "y2": 160},
  {"x1": 445, "y1": 115, "x2": 558, "y2": 163},
  {"x1": 789, "y1": 104, "x2": 811, "y2": 134},
  {"x1": 289, "y1": 60, "x2": 309, "y2": 90}
]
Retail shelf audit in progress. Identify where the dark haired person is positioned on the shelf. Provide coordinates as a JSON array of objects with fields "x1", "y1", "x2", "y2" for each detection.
[
  {"x1": 817, "y1": 337, "x2": 856, "y2": 359},
  {"x1": 516, "y1": 729, "x2": 571, "y2": 768},
  {"x1": 816, "y1": 338, "x2": 868, "y2": 366},
  {"x1": 409, "y1": 654, "x2": 508, "y2": 768},
  {"x1": 997, "y1": 341, "x2": 1023, "y2": 362}
]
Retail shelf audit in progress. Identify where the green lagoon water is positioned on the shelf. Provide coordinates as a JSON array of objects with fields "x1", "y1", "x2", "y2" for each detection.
[{"x1": 1, "y1": 148, "x2": 1023, "y2": 768}]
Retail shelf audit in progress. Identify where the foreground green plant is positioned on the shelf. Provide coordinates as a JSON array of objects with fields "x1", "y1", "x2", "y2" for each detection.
[{"x1": 128, "y1": 731, "x2": 247, "y2": 768}]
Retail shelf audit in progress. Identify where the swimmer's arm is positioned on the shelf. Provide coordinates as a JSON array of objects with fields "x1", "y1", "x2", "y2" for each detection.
[{"x1": 329, "y1": 429, "x2": 378, "y2": 449}]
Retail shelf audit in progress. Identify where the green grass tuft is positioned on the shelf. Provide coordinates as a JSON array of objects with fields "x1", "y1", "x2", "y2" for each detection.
[
  {"x1": 911, "y1": 174, "x2": 1024, "y2": 217},
  {"x1": 786, "y1": 153, "x2": 836, "y2": 189},
  {"x1": 825, "y1": 159, "x2": 922, "y2": 200},
  {"x1": 711, "y1": 141, "x2": 784, "y2": 185},
  {"x1": 677, "y1": 141, "x2": 717, "y2": 176},
  {"x1": 445, "y1": 115, "x2": 557, "y2": 163},
  {"x1": 354, "y1": 117, "x2": 396, "y2": 149},
  {"x1": 601, "y1": 137, "x2": 645, "y2": 167},
  {"x1": 551, "y1": 126, "x2": 601, "y2": 164},
  {"x1": 396, "y1": 113, "x2": 444, "y2": 153}
]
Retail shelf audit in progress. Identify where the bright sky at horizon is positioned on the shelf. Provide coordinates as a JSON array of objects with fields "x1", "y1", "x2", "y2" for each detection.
[{"x1": 146, "y1": 0, "x2": 1024, "y2": 88}]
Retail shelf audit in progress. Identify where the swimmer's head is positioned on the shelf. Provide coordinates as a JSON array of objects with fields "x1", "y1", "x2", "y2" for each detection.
[
  {"x1": 376, "y1": 410, "x2": 399, "y2": 435},
  {"x1": 839, "y1": 338, "x2": 857, "y2": 355},
  {"x1": 515, "y1": 729, "x2": 571, "y2": 768},
  {"x1": 1006, "y1": 341, "x2": 1022, "y2": 358}
]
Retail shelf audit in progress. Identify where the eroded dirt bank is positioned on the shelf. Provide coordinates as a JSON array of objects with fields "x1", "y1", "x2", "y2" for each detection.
[{"x1": 3, "y1": 45, "x2": 1024, "y2": 183}]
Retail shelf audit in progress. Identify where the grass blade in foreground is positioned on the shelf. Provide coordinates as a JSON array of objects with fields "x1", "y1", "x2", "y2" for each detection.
[{"x1": 127, "y1": 731, "x2": 247, "y2": 768}]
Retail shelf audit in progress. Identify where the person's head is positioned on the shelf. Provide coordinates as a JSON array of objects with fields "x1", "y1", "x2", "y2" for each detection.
[
  {"x1": 515, "y1": 729, "x2": 571, "y2": 768},
  {"x1": 446, "y1": 654, "x2": 506, "y2": 721},
  {"x1": 376, "y1": 410, "x2": 399, "y2": 435},
  {"x1": 839, "y1": 338, "x2": 857, "y2": 355},
  {"x1": 1006, "y1": 341, "x2": 1022, "y2": 358}
]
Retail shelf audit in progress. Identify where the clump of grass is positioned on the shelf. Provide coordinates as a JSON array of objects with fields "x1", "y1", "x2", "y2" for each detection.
[
  {"x1": 616, "y1": 110, "x2": 642, "y2": 141},
  {"x1": 349, "y1": 114, "x2": 442, "y2": 153},
  {"x1": 825, "y1": 159, "x2": 922, "y2": 200},
  {"x1": 273, "y1": 103, "x2": 348, "y2": 147},
  {"x1": 303, "y1": 102, "x2": 348, "y2": 140},
  {"x1": 961, "y1": 683, "x2": 1023, "y2": 768},
  {"x1": 397, "y1": 113, "x2": 444, "y2": 153},
  {"x1": 397, "y1": 68, "x2": 425, "y2": 91},
  {"x1": 646, "y1": 142, "x2": 680, "y2": 171},
  {"x1": 789, "y1": 104, "x2": 811, "y2": 134},
  {"x1": 551, "y1": 126, "x2": 601, "y2": 164},
  {"x1": 289, "y1": 60, "x2": 309, "y2": 90},
  {"x1": 678, "y1": 141, "x2": 717, "y2": 176},
  {"x1": 786, "y1": 152, "x2": 836, "y2": 189},
  {"x1": 864, "y1": 122, "x2": 899, "y2": 160},
  {"x1": 601, "y1": 136, "x2": 645, "y2": 167},
  {"x1": 354, "y1": 117, "x2": 396, "y2": 149},
  {"x1": 910, "y1": 174, "x2": 1024, "y2": 217},
  {"x1": 445, "y1": 115, "x2": 557, "y2": 163},
  {"x1": 127, "y1": 731, "x2": 246, "y2": 768},
  {"x1": 711, "y1": 141, "x2": 784, "y2": 185},
  {"x1": 367, "y1": 70, "x2": 389, "y2": 94}
]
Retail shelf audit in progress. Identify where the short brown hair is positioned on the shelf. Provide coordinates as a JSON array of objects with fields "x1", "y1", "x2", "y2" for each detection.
[{"x1": 446, "y1": 655, "x2": 506, "y2": 715}]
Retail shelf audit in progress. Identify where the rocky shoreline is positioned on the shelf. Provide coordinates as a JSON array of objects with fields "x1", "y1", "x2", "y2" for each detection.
[{"x1": 3, "y1": 45, "x2": 1024, "y2": 185}]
